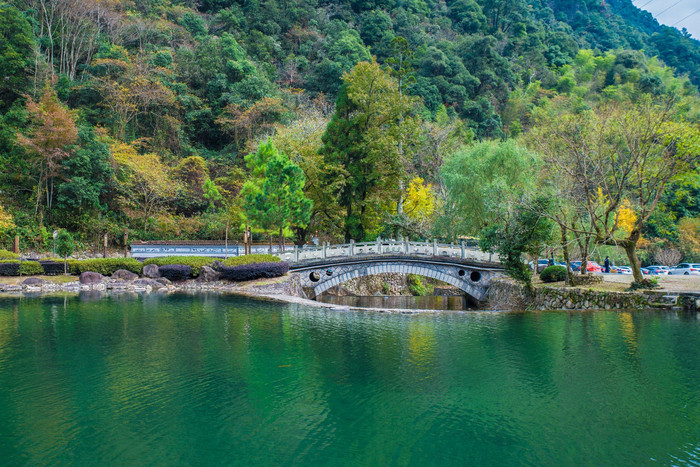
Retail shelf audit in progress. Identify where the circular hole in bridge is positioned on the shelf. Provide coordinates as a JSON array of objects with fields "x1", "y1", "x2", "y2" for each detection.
[
  {"x1": 309, "y1": 272, "x2": 321, "y2": 282},
  {"x1": 458, "y1": 269, "x2": 466, "y2": 277},
  {"x1": 326, "y1": 269, "x2": 333, "y2": 276},
  {"x1": 470, "y1": 271, "x2": 481, "y2": 282}
]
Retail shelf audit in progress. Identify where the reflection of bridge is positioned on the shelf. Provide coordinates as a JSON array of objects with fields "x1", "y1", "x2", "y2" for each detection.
[{"x1": 290, "y1": 253, "x2": 503, "y2": 304}]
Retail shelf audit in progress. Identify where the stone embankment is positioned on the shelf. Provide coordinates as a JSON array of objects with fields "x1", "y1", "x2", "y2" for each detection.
[
  {"x1": 488, "y1": 278, "x2": 697, "y2": 311},
  {"x1": 0, "y1": 269, "x2": 309, "y2": 299}
]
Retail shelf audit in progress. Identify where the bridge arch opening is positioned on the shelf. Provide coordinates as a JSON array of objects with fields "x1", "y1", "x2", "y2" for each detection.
[
  {"x1": 309, "y1": 263, "x2": 487, "y2": 305},
  {"x1": 315, "y1": 272, "x2": 484, "y2": 308}
]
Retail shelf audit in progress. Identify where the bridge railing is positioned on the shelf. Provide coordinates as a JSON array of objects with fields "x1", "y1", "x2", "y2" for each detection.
[
  {"x1": 130, "y1": 239, "x2": 499, "y2": 263},
  {"x1": 277, "y1": 239, "x2": 499, "y2": 264}
]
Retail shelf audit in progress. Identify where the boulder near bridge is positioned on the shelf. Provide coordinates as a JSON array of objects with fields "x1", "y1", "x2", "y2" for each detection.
[{"x1": 131, "y1": 239, "x2": 504, "y2": 303}]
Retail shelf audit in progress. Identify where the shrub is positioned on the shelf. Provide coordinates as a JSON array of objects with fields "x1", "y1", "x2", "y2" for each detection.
[
  {"x1": 40, "y1": 261, "x2": 66, "y2": 275},
  {"x1": 540, "y1": 265, "x2": 567, "y2": 283},
  {"x1": 69, "y1": 258, "x2": 143, "y2": 276},
  {"x1": 221, "y1": 254, "x2": 280, "y2": 267},
  {"x1": 407, "y1": 274, "x2": 434, "y2": 296},
  {"x1": 0, "y1": 261, "x2": 20, "y2": 276},
  {"x1": 158, "y1": 264, "x2": 192, "y2": 281},
  {"x1": 0, "y1": 249, "x2": 19, "y2": 260},
  {"x1": 218, "y1": 262, "x2": 289, "y2": 281},
  {"x1": 21, "y1": 261, "x2": 44, "y2": 275},
  {"x1": 629, "y1": 278, "x2": 659, "y2": 290},
  {"x1": 381, "y1": 281, "x2": 391, "y2": 295},
  {"x1": 0, "y1": 260, "x2": 43, "y2": 276},
  {"x1": 143, "y1": 256, "x2": 213, "y2": 277}
]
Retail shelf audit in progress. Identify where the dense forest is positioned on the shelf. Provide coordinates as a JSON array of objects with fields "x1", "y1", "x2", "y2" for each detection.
[{"x1": 0, "y1": 0, "x2": 699, "y2": 281}]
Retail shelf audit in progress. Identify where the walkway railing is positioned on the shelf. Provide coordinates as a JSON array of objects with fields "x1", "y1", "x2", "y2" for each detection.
[{"x1": 278, "y1": 239, "x2": 499, "y2": 264}]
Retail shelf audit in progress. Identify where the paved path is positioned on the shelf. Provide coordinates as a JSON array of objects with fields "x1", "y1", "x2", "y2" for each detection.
[{"x1": 603, "y1": 274, "x2": 700, "y2": 293}]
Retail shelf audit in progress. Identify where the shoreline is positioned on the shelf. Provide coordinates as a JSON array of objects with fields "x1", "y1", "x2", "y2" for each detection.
[{"x1": 0, "y1": 273, "x2": 697, "y2": 313}]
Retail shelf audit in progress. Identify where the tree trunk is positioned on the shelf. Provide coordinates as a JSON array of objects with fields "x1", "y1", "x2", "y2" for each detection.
[
  {"x1": 293, "y1": 225, "x2": 308, "y2": 246},
  {"x1": 344, "y1": 203, "x2": 352, "y2": 243},
  {"x1": 269, "y1": 234, "x2": 273, "y2": 253},
  {"x1": 224, "y1": 219, "x2": 229, "y2": 258},
  {"x1": 580, "y1": 236, "x2": 590, "y2": 275},
  {"x1": 623, "y1": 230, "x2": 643, "y2": 283},
  {"x1": 279, "y1": 226, "x2": 284, "y2": 252},
  {"x1": 561, "y1": 227, "x2": 574, "y2": 287}
]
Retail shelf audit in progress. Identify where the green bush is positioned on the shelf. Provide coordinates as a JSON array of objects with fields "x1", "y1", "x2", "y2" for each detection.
[
  {"x1": 629, "y1": 278, "x2": 659, "y2": 290},
  {"x1": 21, "y1": 261, "x2": 44, "y2": 275},
  {"x1": 143, "y1": 256, "x2": 214, "y2": 277},
  {"x1": 0, "y1": 260, "x2": 43, "y2": 276},
  {"x1": 540, "y1": 265, "x2": 567, "y2": 283},
  {"x1": 0, "y1": 249, "x2": 19, "y2": 260},
  {"x1": 221, "y1": 254, "x2": 280, "y2": 267},
  {"x1": 69, "y1": 258, "x2": 143, "y2": 276},
  {"x1": 407, "y1": 274, "x2": 434, "y2": 296}
]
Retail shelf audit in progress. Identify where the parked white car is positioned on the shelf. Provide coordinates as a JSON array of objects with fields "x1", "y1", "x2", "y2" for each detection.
[{"x1": 668, "y1": 263, "x2": 700, "y2": 275}]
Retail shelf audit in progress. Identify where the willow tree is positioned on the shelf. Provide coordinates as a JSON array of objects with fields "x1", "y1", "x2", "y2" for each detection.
[
  {"x1": 531, "y1": 96, "x2": 700, "y2": 283},
  {"x1": 320, "y1": 59, "x2": 420, "y2": 241},
  {"x1": 438, "y1": 140, "x2": 540, "y2": 240}
]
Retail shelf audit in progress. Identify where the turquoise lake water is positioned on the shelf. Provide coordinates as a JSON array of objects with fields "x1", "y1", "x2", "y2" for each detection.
[{"x1": 0, "y1": 293, "x2": 698, "y2": 466}]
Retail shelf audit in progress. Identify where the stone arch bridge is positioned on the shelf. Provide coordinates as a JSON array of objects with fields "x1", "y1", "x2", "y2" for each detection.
[{"x1": 290, "y1": 255, "x2": 503, "y2": 304}]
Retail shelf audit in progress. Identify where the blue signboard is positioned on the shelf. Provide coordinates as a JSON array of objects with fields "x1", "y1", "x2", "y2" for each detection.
[{"x1": 130, "y1": 244, "x2": 281, "y2": 258}]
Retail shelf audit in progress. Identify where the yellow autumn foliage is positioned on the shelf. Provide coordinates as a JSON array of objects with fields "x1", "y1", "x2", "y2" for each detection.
[
  {"x1": 617, "y1": 199, "x2": 637, "y2": 235},
  {"x1": 405, "y1": 177, "x2": 435, "y2": 223},
  {"x1": 110, "y1": 141, "x2": 179, "y2": 228}
]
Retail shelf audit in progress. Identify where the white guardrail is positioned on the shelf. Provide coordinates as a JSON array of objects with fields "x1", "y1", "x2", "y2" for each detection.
[{"x1": 278, "y1": 240, "x2": 499, "y2": 264}]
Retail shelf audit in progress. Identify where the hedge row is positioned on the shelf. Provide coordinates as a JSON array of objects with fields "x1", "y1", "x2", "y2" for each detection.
[
  {"x1": 221, "y1": 254, "x2": 280, "y2": 267},
  {"x1": 0, "y1": 260, "x2": 44, "y2": 276},
  {"x1": 68, "y1": 258, "x2": 143, "y2": 275},
  {"x1": 217, "y1": 262, "x2": 289, "y2": 281},
  {"x1": 40, "y1": 261, "x2": 67, "y2": 275},
  {"x1": 0, "y1": 255, "x2": 286, "y2": 280},
  {"x1": 143, "y1": 256, "x2": 212, "y2": 277}
]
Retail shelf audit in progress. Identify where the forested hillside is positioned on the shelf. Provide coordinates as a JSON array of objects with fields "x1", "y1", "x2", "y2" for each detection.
[{"x1": 0, "y1": 0, "x2": 698, "y2": 274}]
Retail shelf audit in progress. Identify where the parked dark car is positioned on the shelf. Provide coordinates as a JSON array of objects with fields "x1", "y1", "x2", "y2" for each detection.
[
  {"x1": 644, "y1": 266, "x2": 669, "y2": 275},
  {"x1": 529, "y1": 259, "x2": 551, "y2": 273}
]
